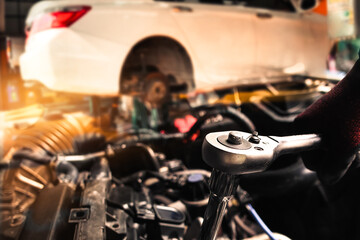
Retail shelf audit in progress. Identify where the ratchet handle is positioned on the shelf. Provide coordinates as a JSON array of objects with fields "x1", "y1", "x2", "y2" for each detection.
[
  {"x1": 272, "y1": 134, "x2": 322, "y2": 157},
  {"x1": 203, "y1": 131, "x2": 322, "y2": 175}
]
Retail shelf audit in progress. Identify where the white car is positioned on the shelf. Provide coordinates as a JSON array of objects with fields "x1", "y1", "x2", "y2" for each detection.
[{"x1": 20, "y1": 0, "x2": 330, "y2": 99}]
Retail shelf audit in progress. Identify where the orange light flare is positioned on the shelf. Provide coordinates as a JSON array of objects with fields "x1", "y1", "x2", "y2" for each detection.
[{"x1": 313, "y1": 0, "x2": 327, "y2": 16}]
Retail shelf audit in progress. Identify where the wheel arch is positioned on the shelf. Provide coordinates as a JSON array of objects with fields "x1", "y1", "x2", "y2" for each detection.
[{"x1": 119, "y1": 35, "x2": 195, "y2": 94}]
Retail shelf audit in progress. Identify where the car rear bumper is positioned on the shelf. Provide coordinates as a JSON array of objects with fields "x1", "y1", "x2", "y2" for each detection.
[{"x1": 20, "y1": 28, "x2": 121, "y2": 96}]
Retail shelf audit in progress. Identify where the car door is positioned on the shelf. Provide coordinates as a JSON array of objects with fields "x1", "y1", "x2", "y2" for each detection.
[{"x1": 169, "y1": 1, "x2": 257, "y2": 86}]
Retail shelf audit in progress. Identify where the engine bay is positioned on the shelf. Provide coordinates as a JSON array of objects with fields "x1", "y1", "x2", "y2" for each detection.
[{"x1": 1, "y1": 79, "x2": 360, "y2": 240}]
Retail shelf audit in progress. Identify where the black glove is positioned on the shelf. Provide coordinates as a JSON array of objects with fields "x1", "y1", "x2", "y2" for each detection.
[{"x1": 294, "y1": 59, "x2": 360, "y2": 184}]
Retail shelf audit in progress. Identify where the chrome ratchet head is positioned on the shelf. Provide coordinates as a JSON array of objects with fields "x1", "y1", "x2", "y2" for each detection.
[{"x1": 202, "y1": 130, "x2": 321, "y2": 175}]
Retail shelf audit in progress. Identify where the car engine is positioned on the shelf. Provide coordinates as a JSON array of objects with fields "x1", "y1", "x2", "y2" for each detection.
[{"x1": 1, "y1": 79, "x2": 360, "y2": 240}]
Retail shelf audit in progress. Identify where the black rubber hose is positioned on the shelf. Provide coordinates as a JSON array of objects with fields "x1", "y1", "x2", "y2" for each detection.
[
  {"x1": 111, "y1": 106, "x2": 255, "y2": 146},
  {"x1": 186, "y1": 106, "x2": 256, "y2": 139},
  {"x1": 56, "y1": 161, "x2": 79, "y2": 183},
  {"x1": 12, "y1": 148, "x2": 53, "y2": 164}
]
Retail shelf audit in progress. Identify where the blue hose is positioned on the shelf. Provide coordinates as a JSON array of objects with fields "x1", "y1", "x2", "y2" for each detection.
[{"x1": 246, "y1": 203, "x2": 277, "y2": 240}]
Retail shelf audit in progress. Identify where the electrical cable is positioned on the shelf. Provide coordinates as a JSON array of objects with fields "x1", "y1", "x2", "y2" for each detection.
[
  {"x1": 233, "y1": 215, "x2": 256, "y2": 236},
  {"x1": 245, "y1": 203, "x2": 278, "y2": 240}
]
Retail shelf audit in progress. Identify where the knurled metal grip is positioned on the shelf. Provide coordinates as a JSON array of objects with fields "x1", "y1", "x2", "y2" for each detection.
[
  {"x1": 202, "y1": 130, "x2": 321, "y2": 175},
  {"x1": 200, "y1": 169, "x2": 239, "y2": 240}
]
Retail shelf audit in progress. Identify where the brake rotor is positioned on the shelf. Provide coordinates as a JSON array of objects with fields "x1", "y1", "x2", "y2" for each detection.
[{"x1": 144, "y1": 72, "x2": 170, "y2": 106}]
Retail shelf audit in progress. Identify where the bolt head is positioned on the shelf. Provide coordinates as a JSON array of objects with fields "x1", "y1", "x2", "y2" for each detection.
[{"x1": 227, "y1": 131, "x2": 243, "y2": 145}]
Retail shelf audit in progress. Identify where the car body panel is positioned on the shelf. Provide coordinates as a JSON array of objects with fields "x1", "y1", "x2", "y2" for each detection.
[
  {"x1": 20, "y1": 0, "x2": 330, "y2": 95},
  {"x1": 170, "y1": 3, "x2": 257, "y2": 83}
]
